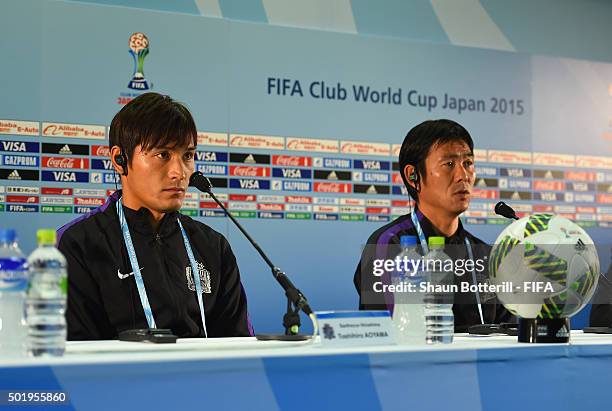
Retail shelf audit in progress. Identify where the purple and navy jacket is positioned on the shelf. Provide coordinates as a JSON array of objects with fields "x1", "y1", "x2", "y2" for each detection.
[{"x1": 353, "y1": 209, "x2": 513, "y2": 332}]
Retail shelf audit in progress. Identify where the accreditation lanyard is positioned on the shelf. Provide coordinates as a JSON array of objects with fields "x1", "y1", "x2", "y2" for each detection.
[
  {"x1": 116, "y1": 198, "x2": 208, "y2": 337},
  {"x1": 410, "y1": 210, "x2": 484, "y2": 325}
]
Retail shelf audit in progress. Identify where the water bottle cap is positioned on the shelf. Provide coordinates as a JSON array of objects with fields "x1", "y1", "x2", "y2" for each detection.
[
  {"x1": 0, "y1": 229, "x2": 16, "y2": 244},
  {"x1": 37, "y1": 229, "x2": 56, "y2": 246},
  {"x1": 400, "y1": 235, "x2": 417, "y2": 247},
  {"x1": 428, "y1": 236, "x2": 445, "y2": 247}
]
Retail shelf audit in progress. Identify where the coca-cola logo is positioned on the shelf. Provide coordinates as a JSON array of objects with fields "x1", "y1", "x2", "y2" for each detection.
[
  {"x1": 565, "y1": 172, "x2": 594, "y2": 181},
  {"x1": 534, "y1": 181, "x2": 564, "y2": 191},
  {"x1": 232, "y1": 166, "x2": 260, "y2": 177},
  {"x1": 46, "y1": 157, "x2": 77, "y2": 168},
  {"x1": 273, "y1": 155, "x2": 309, "y2": 166},
  {"x1": 316, "y1": 183, "x2": 346, "y2": 192},
  {"x1": 93, "y1": 145, "x2": 110, "y2": 157}
]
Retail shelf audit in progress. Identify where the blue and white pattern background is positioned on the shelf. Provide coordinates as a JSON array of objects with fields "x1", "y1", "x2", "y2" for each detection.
[{"x1": 0, "y1": 0, "x2": 611, "y2": 333}]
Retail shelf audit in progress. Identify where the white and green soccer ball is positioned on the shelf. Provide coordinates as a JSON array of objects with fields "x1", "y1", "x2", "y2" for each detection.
[{"x1": 489, "y1": 213, "x2": 599, "y2": 319}]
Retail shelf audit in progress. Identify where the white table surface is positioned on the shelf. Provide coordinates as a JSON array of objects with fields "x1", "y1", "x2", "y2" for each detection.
[{"x1": 2, "y1": 330, "x2": 612, "y2": 368}]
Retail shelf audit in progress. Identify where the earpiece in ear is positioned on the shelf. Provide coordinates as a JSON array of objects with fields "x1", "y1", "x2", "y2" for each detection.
[
  {"x1": 408, "y1": 171, "x2": 419, "y2": 192},
  {"x1": 114, "y1": 152, "x2": 128, "y2": 176}
]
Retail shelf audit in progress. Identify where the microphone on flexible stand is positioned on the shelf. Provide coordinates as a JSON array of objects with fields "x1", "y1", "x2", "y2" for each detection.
[
  {"x1": 494, "y1": 201, "x2": 519, "y2": 220},
  {"x1": 469, "y1": 201, "x2": 523, "y2": 337},
  {"x1": 189, "y1": 171, "x2": 314, "y2": 340}
]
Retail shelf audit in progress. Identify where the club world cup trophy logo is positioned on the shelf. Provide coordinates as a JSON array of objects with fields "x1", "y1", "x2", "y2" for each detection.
[{"x1": 128, "y1": 32, "x2": 150, "y2": 90}]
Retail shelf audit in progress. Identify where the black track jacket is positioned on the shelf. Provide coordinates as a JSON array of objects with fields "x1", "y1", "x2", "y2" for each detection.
[{"x1": 57, "y1": 191, "x2": 253, "y2": 340}]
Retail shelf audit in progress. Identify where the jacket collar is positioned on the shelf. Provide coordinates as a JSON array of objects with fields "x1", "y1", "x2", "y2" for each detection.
[
  {"x1": 414, "y1": 207, "x2": 467, "y2": 245},
  {"x1": 111, "y1": 190, "x2": 179, "y2": 237}
]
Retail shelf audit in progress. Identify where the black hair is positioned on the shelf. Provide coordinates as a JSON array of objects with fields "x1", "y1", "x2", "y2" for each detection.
[
  {"x1": 399, "y1": 119, "x2": 474, "y2": 202},
  {"x1": 109, "y1": 92, "x2": 197, "y2": 164}
]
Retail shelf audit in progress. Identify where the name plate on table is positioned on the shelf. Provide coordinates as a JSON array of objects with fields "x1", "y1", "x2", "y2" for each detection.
[{"x1": 315, "y1": 310, "x2": 396, "y2": 347}]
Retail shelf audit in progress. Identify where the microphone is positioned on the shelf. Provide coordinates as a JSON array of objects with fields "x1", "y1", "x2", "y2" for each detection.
[
  {"x1": 494, "y1": 201, "x2": 519, "y2": 220},
  {"x1": 188, "y1": 172, "x2": 313, "y2": 336},
  {"x1": 189, "y1": 171, "x2": 213, "y2": 193}
]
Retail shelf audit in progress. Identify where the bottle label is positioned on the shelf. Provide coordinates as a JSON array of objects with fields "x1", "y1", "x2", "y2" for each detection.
[
  {"x1": 60, "y1": 276, "x2": 68, "y2": 295},
  {"x1": 0, "y1": 276, "x2": 28, "y2": 292},
  {"x1": 0, "y1": 258, "x2": 28, "y2": 292}
]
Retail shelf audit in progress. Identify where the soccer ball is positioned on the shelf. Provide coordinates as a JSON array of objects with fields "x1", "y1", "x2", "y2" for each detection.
[{"x1": 489, "y1": 213, "x2": 599, "y2": 319}]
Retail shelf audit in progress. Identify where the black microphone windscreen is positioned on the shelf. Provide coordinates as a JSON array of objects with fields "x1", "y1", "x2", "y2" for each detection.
[
  {"x1": 494, "y1": 201, "x2": 518, "y2": 220},
  {"x1": 189, "y1": 171, "x2": 212, "y2": 193}
]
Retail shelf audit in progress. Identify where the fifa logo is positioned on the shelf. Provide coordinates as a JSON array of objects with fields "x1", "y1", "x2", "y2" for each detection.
[{"x1": 128, "y1": 32, "x2": 150, "y2": 90}]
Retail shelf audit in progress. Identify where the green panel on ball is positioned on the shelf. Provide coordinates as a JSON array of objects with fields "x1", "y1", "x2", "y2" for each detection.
[
  {"x1": 523, "y1": 213, "x2": 553, "y2": 238},
  {"x1": 490, "y1": 235, "x2": 520, "y2": 278},
  {"x1": 524, "y1": 243, "x2": 567, "y2": 285}
]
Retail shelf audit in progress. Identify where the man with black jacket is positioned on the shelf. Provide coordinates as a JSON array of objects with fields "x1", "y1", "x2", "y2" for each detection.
[
  {"x1": 354, "y1": 119, "x2": 512, "y2": 331},
  {"x1": 58, "y1": 92, "x2": 253, "y2": 340}
]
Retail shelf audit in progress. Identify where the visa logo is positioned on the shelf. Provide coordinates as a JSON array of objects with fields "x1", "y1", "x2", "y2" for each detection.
[
  {"x1": 354, "y1": 160, "x2": 390, "y2": 170},
  {"x1": 2, "y1": 141, "x2": 25, "y2": 152},
  {"x1": 362, "y1": 161, "x2": 381, "y2": 170},
  {"x1": 538, "y1": 192, "x2": 558, "y2": 201},
  {"x1": 1, "y1": 140, "x2": 38, "y2": 153},
  {"x1": 195, "y1": 151, "x2": 228, "y2": 162},
  {"x1": 229, "y1": 179, "x2": 271, "y2": 190},
  {"x1": 91, "y1": 159, "x2": 113, "y2": 170},
  {"x1": 392, "y1": 186, "x2": 408, "y2": 196},
  {"x1": 42, "y1": 170, "x2": 88, "y2": 183},
  {"x1": 241, "y1": 180, "x2": 259, "y2": 189},
  {"x1": 282, "y1": 168, "x2": 302, "y2": 178},
  {"x1": 54, "y1": 171, "x2": 77, "y2": 182},
  {"x1": 272, "y1": 168, "x2": 312, "y2": 179}
]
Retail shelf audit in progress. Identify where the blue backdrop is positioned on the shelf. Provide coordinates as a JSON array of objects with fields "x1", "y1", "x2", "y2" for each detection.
[{"x1": 1, "y1": 0, "x2": 611, "y2": 332}]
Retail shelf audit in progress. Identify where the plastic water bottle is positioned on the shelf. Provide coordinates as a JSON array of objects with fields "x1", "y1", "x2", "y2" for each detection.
[
  {"x1": 0, "y1": 229, "x2": 28, "y2": 358},
  {"x1": 424, "y1": 236, "x2": 454, "y2": 344},
  {"x1": 392, "y1": 235, "x2": 426, "y2": 345},
  {"x1": 26, "y1": 229, "x2": 67, "y2": 356}
]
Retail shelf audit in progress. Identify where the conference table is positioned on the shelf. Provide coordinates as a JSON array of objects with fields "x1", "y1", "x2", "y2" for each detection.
[{"x1": 1, "y1": 331, "x2": 611, "y2": 411}]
